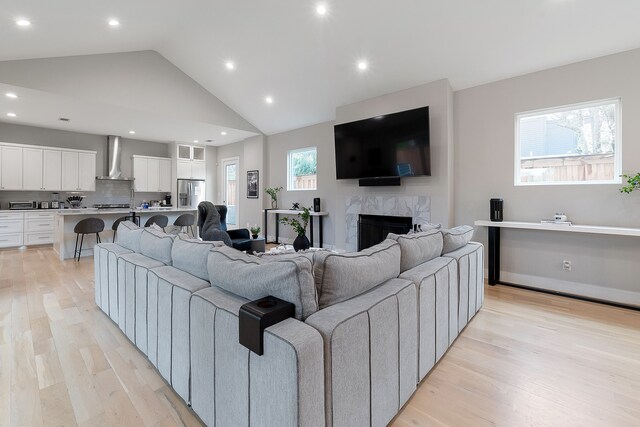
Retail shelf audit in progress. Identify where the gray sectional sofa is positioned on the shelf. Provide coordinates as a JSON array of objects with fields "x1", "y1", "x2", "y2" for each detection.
[{"x1": 94, "y1": 221, "x2": 484, "y2": 427}]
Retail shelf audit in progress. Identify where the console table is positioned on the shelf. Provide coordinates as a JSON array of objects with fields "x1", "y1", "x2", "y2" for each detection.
[
  {"x1": 475, "y1": 220, "x2": 640, "y2": 308},
  {"x1": 264, "y1": 209, "x2": 329, "y2": 248}
]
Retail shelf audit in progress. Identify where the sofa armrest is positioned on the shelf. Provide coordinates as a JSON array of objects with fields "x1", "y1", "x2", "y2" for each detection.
[
  {"x1": 190, "y1": 286, "x2": 324, "y2": 427},
  {"x1": 227, "y1": 228, "x2": 250, "y2": 240},
  {"x1": 304, "y1": 278, "x2": 418, "y2": 427}
]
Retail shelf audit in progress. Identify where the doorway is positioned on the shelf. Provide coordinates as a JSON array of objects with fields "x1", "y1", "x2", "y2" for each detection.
[{"x1": 221, "y1": 157, "x2": 239, "y2": 228}]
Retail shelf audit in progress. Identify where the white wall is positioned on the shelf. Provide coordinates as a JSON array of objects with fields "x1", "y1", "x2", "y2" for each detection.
[
  {"x1": 266, "y1": 79, "x2": 454, "y2": 249},
  {"x1": 215, "y1": 135, "x2": 265, "y2": 229},
  {"x1": 455, "y1": 48, "x2": 640, "y2": 305}
]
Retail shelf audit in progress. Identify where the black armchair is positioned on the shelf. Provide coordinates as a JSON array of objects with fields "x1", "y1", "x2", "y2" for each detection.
[{"x1": 198, "y1": 202, "x2": 253, "y2": 251}]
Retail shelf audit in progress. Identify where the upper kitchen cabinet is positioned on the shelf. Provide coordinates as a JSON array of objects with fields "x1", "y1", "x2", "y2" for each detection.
[
  {"x1": 176, "y1": 144, "x2": 206, "y2": 162},
  {"x1": 22, "y1": 148, "x2": 62, "y2": 191},
  {"x1": 0, "y1": 145, "x2": 23, "y2": 190},
  {"x1": 133, "y1": 155, "x2": 172, "y2": 192},
  {"x1": 0, "y1": 143, "x2": 95, "y2": 192},
  {"x1": 62, "y1": 150, "x2": 96, "y2": 191},
  {"x1": 177, "y1": 160, "x2": 206, "y2": 179}
]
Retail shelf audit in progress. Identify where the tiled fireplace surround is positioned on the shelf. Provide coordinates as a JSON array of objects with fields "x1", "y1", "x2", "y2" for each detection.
[{"x1": 345, "y1": 195, "x2": 430, "y2": 251}]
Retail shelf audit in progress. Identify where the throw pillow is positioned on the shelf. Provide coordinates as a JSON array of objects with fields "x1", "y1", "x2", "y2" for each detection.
[
  {"x1": 140, "y1": 227, "x2": 176, "y2": 265},
  {"x1": 387, "y1": 228, "x2": 443, "y2": 272},
  {"x1": 171, "y1": 234, "x2": 225, "y2": 281},
  {"x1": 313, "y1": 239, "x2": 401, "y2": 309},
  {"x1": 207, "y1": 246, "x2": 318, "y2": 320},
  {"x1": 441, "y1": 225, "x2": 474, "y2": 254},
  {"x1": 116, "y1": 221, "x2": 143, "y2": 253}
]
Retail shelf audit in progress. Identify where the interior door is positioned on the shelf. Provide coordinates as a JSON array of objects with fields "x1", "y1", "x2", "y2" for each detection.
[{"x1": 221, "y1": 157, "x2": 239, "y2": 227}]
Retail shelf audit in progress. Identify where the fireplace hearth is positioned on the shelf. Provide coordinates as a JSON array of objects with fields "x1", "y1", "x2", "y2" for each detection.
[{"x1": 358, "y1": 214, "x2": 413, "y2": 251}]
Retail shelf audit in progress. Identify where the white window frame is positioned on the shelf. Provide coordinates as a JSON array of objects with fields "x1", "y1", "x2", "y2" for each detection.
[
  {"x1": 514, "y1": 97, "x2": 622, "y2": 186},
  {"x1": 287, "y1": 146, "x2": 317, "y2": 191}
]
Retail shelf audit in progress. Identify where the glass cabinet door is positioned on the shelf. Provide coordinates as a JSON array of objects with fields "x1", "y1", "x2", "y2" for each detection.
[
  {"x1": 192, "y1": 146, "x2": 205, "y2": 161},
  {"x1": 177, "y1": 144, "x2": 192, "y2": 160}
]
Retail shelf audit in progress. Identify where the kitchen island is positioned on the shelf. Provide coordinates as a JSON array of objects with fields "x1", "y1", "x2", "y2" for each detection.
[{"x1": 53, "y1": 207, "x2": 197, "y2": 260}]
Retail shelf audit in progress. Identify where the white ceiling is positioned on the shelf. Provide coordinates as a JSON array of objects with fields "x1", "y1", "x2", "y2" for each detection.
[{"x1": 2, "y1": 0, "x2": 640, "y2": 136}]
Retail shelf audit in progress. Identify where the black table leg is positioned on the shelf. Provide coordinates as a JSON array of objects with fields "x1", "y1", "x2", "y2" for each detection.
[
  {"x1": 275, "y1": 213, "x2": 280, "y2": 244},
  {"x1": 309, "y1": 216, "x2": 314, "y2": 247},
  {"x1": 264, "y1": 209, "x2": 268, "y2": 243},
  {"x1": 488, "y1": 226, "x2": 500, "y2": 285},
  {"x1": 319, "y1": 216, "x2": 323, "y2": 248}
]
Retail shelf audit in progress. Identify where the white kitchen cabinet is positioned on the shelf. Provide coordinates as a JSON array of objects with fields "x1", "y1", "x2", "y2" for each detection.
[
  {"x1": 177, "y1": 144, "x2": 192, "y2": 160},
  {"x1": 159, "y1": 159, "x2": 172, "y2": 192},
  {"x1": 133, "y1": 155, "x2": 172, "y2": 192},
  {"x1": 22, "y1": 147, "x2": 44, "y2": 190},
  {"x1": 192, "y1": 161, "x2": 206, "y2": 179},
  {"x1": 78, "y1": 152, "x2": 96, "y2": 191},
  {"x1": 133, "y1": 157, "x2": 148, "y2": 191},
  {"x1": 61, "y1": 151, "x2": 95, "y2": 191},
  {"x1": 176, "y1": 160, "x2": 192, "y2": 179},
  {"x1": 43, "y1": 149, "x2": 62, "y2": 190},
  {"x1": 61, "y1": 151, "x2": 79, "y2": 191},
  {"x1": 1, "y1": 146, "x2": 23, "y2": 190},
  {"x1": 147, "y1": 158, "x2": 160, "y2": 192},
  {"x1": 193, "y1": 146, "x2": 205, "y2": 161},
  {"x1": 0, "y1": 212, "x2": 24, "y2": 248}
]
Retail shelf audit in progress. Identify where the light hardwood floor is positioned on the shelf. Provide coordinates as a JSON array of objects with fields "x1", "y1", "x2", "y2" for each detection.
[{"x1": 1, "y1": 246, "x2": 639, "y2": 426}]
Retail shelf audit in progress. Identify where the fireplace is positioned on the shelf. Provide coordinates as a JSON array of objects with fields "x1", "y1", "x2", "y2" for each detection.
[{"x1": 358, "y1": 214, "x2": 413, "y2": 251}]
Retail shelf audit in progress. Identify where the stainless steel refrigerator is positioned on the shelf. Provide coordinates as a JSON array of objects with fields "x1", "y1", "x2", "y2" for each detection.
[{"x1": 177, "y1": 179, "x2": 206, "y2": 209}]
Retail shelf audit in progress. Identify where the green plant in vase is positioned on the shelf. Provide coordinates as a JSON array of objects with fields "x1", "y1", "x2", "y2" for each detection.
[
  {"x1": 280, "y1": 206, "x2": 311, "y2": 251},
  {"x1": 250, "y1": 225, "x2": 261, "y2": 239},
  {"x1": 620, "y1": 173, "x2": 640, "y2": 193},
  {"x1": 265, "y1": 186, "x2": 283, "y2": 209}
]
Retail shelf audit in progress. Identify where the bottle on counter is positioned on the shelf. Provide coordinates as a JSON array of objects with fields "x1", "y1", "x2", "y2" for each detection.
[{"x1": 142, "y1": 200, "x2": 149, "y2": 209}]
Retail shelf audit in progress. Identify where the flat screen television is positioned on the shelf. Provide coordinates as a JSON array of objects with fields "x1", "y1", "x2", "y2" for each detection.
[{"x1": 334, "y1": 106, "x2": 430, "y2": 180}]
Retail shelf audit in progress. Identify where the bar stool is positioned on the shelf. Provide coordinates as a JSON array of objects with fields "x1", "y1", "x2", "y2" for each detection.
[
  {"x1": 111, "y1": 216, "x2": 129, "y2": 243},
  {"x1": 174, "y1": 213, "x2": 196, "y2": 237},
  {"x1": 144, "y1": 214, "x2": 168, "y2": 231},
  {"x1": 74, "y1": 218, "x2": 105, "y2": 261}
]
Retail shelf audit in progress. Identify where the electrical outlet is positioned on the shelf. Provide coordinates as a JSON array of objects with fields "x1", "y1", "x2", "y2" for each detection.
[{"x1": 563, "y1": 260, "x2": 572, "y2": 271}]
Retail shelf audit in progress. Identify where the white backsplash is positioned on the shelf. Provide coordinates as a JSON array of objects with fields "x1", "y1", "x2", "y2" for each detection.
[{"x1": 344, "y1": 195, "x2": 431, "y2": 251}]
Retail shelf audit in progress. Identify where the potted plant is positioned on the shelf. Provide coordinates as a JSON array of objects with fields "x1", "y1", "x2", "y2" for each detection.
[
  {"x1": 280, "y1": 206, "x2": 311, "y2": 251},
  {"x1": 620, "y1": 173, "x2": 640, "y2": 193},
  {"x1": 250, "y1": 225, "x2": 261, "y2": 239},
  {"x1": 265, "y1": 186, "x2": 283, "y2": 209}
]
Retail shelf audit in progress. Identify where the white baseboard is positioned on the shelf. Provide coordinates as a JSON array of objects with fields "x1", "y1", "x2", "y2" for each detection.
[{"x1": 484, "y1": 268, "x2": 640, "y2": 307}]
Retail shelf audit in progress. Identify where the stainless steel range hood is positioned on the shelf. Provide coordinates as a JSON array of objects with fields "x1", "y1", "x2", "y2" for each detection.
[{"x1": 96, "y1": 135, "x2": 134, "y2": 181}]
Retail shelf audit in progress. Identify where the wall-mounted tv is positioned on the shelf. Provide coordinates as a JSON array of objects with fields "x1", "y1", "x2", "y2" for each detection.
[{"x1": 334, "y1": 106, "x2": 430, "y2": 180}]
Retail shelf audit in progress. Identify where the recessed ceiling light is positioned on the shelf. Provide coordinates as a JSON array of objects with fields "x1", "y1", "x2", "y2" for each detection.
[
  {"x1": 15, "y1": 19, "x2": 31, "y2": 27},
  {"x1": 265, "y1": 96, "x2": 274, "y2": 104},
  {"x1": 357, "y1": 60, "x2": 368, "y2": 71},
  {"x1": 5, "y1": 92, "x2": 18, "y2": 99},
  {"x1": 220, "y1": 132, "x2": 227, "y2": 136},
  {"x1": 129, "y1": 130, "x2": 136, "y2": 134},
  {"x1": 193, "y1": 139, "x2": 199, "y2": 143},
  {"x1": 316, "y1": 3, "x2": 328, "y2": 16},
  {"x1": 108, "y1": 19, "x2": 120, "y2": 27},
  {"x1": 6, "y1": 112, "x2": 17, "y2": 117},
  {"x1": 225, "y1": 61, "x2": 235, "y2": 70}
]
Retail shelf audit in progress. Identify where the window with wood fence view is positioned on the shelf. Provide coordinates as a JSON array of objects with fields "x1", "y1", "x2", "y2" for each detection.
[
  {"x1": 515, "y1": 99, "x2": 621, "y2": 185},
  {"x1": 288, "y1": 147, "x2": 317, "y2": 190}
]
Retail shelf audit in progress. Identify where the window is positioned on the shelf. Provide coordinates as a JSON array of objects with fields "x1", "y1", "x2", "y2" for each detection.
[
  {"x1": 287, "y1": 147, "x2": 317, "y2": 191},
  {"x1": 515, "y1": 98, "x2": 621, "y2": 185}
]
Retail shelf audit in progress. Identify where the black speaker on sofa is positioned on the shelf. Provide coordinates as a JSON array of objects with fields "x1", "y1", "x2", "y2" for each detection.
[
  {"x1": 313, "y1": 198, "x2": 321, "y2": 212},
  {"x1": 490, "y1": 198, "x2": 503, "y2": 222}
]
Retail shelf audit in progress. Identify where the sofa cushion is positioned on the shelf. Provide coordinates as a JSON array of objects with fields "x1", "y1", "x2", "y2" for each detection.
[
  {"x1": 140, "y1": 228, "x2": 176, "y2": 265},
  {"x1": 313, "y1": 239, "x2": 401, "y2": 309},
  {"x1": 387, "y1": 229, "x2": 443, "y2": 272},
  {"x1": 207, "y1": 246, "x2": 318, "y2": 320},
  {"x1": 441, "y1": 225, "x2": 474, "y2": 254},
  {"x1": 171, "y1": 235, "x2": 224, "y2": 281},
  {"x1": 116, "y1": 221, "x2": 144, "y2": 253}
]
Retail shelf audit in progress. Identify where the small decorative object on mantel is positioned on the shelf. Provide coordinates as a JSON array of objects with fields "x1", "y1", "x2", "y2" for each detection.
[
  {"x1": 280, "y1": 206, "x2": 311, "y2": 251},
  {"x1": 291, "y1": 202, "x2": 300, "y2": 210},
  {"x1": 250, "y1": 225, "x2": 261, "y2": 239},
  {"x1": 620, "y1": 173, "x2": 640, "y2": 193},
  {"x1": 265, "y1": 186, "x2": 283, "y2": 209}
]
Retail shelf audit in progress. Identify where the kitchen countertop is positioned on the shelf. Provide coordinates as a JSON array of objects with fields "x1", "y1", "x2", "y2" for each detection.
[{"x1": 54, "y1": 207, "x2": 197, "y2": 216}]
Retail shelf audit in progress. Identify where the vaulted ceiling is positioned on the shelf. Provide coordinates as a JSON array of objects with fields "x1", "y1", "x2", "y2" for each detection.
[{"x1": 2, "y1": 0, "x2": 640, "y2": 136}]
